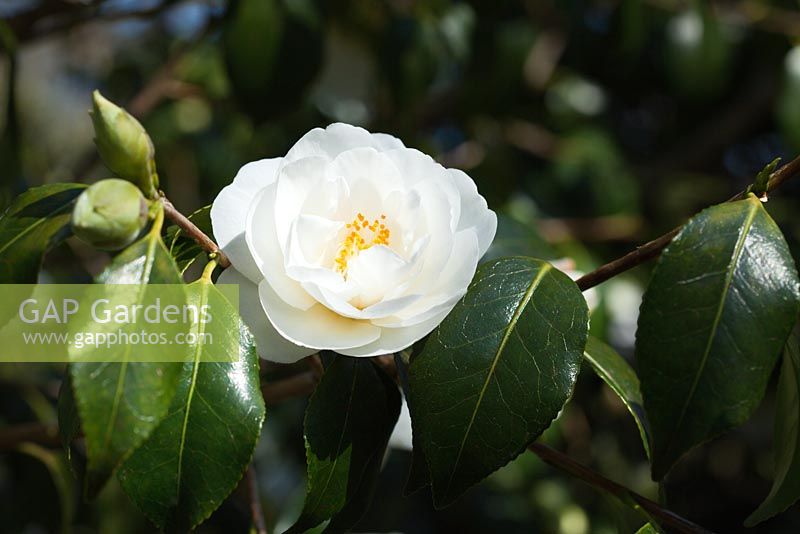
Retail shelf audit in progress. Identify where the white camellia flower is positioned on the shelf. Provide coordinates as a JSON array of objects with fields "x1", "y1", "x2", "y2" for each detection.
[{"x1": 211, "y1": 123, "x2": 497, "y2": 363}]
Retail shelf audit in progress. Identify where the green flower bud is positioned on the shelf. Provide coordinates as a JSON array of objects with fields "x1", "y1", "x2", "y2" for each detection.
[
  {"x1": 71, "y1": 179, "x2": 149, "y2": 251},
  {"x1": 90, "y1": 90, "x2": 159, "y2": 198}
]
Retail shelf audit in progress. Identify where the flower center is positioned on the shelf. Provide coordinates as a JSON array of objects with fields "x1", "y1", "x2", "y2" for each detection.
[{"x1": 335, "y1": 212, "x2": 390, "y2": 276}]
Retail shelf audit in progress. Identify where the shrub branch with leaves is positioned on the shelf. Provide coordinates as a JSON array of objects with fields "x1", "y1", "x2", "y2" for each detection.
[{"x1": 2, "y1": 90, "x2": 800, "y2": 534}]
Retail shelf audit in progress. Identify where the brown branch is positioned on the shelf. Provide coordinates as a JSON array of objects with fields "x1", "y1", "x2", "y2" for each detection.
[
  {"x1": 575, "y1": 153, "x2": 800, "y2": 291},
  {"x1": 306, "y1": 355, "x2": 324, "y2": 381},
  {"x1": 763, "y1": 153, "x2": 800, "y2": 194},
  {"x1": 0, "y1": 421, "x2": 60, "y2": 450},
  {"x1": 5, "y1": 0, "x2": 101, "y2": 44},
  {"x1": 260, "y1": 372, "x2": 317, "y2": 405},
  {"x1": 504, "y1": 119, "x2": 561, "y2": 160},
  {"x1": 374, "y1": 355, "x2": 398, "y2": 381},
  {"x1": 161, "y1": 196, "x2": 231, "y2": 268},
  {"x1": 7, "y1": 0, "x2": 189, "y2": 44},
  {"x1": 246, "y1": 464, "x2": 268, "y2": 534},
  {"x1": 575, "y1": 228, "x2": 680, "y2": 291},
  {"x1": 537, "y1": 214, "x2": 644, "y2": 243},
  {"x1": 528, "y1": 442, "x2": 712, "y2": 534}
]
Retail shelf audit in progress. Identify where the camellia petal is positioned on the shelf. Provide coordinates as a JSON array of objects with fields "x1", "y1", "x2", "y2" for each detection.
[
  {"x1": 211, "y1": 158, "x2": 281, "y2": 283},
  {"x1": 373, "y1": 230, "x2": 479, "y2": 328},
  {"x1": 216, "y1": 267, "x2": 315, "y2": 364},
  {"x1": 287, "y1": 214, "x2": 344, "y2": 269},
  {"x1": 273, "y1": 156, "x2": 329, "y2": 252},
  {"x1": 258, "y1": 280, "x2": 382, "y2": 351},
  {"x1": 285, "y1": 123, "x2": 405, "y2": 163},
  {"x1": 211, "y1": 122, "x2": 496, "y2": 361},
  {"x1": 448, "y1": 168, "x2": 498, "y2": 255},
  {"x1": 246, "y1": 184, "x2": 316, "y2": 310},
  {"x1": 328, "y1": 147, "x2": 404, "y2": 202},
  {"x1": 340, "y1": 311, "x2": 448, "y2": 357}
]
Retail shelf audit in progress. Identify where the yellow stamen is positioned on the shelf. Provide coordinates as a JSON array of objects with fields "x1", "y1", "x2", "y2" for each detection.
[{"x1": 335, "y1": 212, "x2": 391, "y2": 276}]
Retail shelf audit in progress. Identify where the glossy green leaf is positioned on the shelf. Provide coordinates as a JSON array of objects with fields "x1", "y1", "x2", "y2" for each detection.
[
  {"x1": 70, "y1": 217, "x2": 184, "y2": 496},
  {"x1": 636, "y1": 194, "x2": 800, "y2": 480},
  {"x1": 287, "y1": 357, "x2": 401, "y2": 534},
  {"x1": 118, "y1": 273, "x2": 265, "y2": 532},
  {"x1": 583, "y1": 336, "x2": 650, "y2": 457},
  {"x1": 409, "y1": 257, "x2": 589, "y2": 507},
  {"x1": 745, "y1": 327, "x2": 800, "y2": 526},
  {"x1": 635, "y1": 523, "x2": 659, "y2": 534},
  {"x1": 0, "y1": 183, "x2": 85, "y2": 283},
  {"x1": 166, "y1": 205, "x2": 212, "y2": 273}
]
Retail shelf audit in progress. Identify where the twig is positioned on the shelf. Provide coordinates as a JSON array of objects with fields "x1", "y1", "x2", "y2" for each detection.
[
  {"x1": 160, "y1": 196, "x2": 230, "y2": 268},
  {"x1": 575, "y1": 228, "x2": 680, "y2": 291},
  {"x1": 574, "y1": 153, "x2": 800, "y2": 291},
  {"x1": 246, "y1": 464, "x2": 268, "y2": 534},
  {"x1": 762, "y1": 152, "x2": 800, "y2": 194},
  {"x1": 528, "y1": 442, "x2": 713, "y2": 534}
]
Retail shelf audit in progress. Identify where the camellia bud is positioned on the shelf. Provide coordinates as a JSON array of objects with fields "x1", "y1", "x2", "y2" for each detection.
[
  {"x1": 90, "y1": 90, "x2": 159, "y2": 198},
  {"x1": 71, "y1": 179, "x2": 149, "y2": 251}
]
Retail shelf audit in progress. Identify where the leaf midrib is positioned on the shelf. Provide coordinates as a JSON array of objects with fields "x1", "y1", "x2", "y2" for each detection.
[
  {"x1": 0, "y1": 201, "x2": 73, "y2": 257},
  {"x1": 662, "y1": 197, "x2": 759, "y2": 461},
  {"x1": 101, "y1": 233, "x2": 159, "y2": 452},
  {"x1": 442, "y1": 262, "x2": 552, "y2": 499},
  {"x1": 175, "y1": 279, "x2": 212, "y2": 504}
]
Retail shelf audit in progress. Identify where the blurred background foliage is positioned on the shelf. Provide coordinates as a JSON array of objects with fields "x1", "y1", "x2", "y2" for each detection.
[{"x1": 2, "y1": 0, "x2": 800, "y2": 532}]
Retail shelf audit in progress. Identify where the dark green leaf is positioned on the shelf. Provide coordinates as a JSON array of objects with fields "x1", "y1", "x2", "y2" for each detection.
[
  {"x1": 223, "y1": 0, "x2": 323, "y2": 122},
  {"x1": 70, "y1": 219, "x2": 184, "y2": 497},
  {"x1": 0, "y1": 24, "x2": 21, "y2": 209},
  {"x1": 166, "y1": 205, "x2": 212, "y2": 273},
  {"x1": 0, "y1": 184, "x2": 85, "y2": 283},
  {"x1": 409, "y1": 257, "x2": 589, "y2": 507},
  {"x1": 118, "y1": 274, "x2": 265, "y2": 532},
  {"x1": 583, "y1": 336, "x2": 650, "y2": 457},
  {"x1": 636, "y1": 194, "x2": 800, "y2": 480},
  {"x1": 17, "y1": 443, "x2": 76, "y2": 531},
  {"x1": 745, "y1": 327, "x2": 800, "y2": 526},
  {"x1": 57, "y1": 375, "x2": 80, "y2": 462},
  {"x1": 287, "y1": 357, "x2": 401, "y2": 534},
  {"x1": 404, "y1": 436, "x2": 430, "y2": 496},
  {"x1": 393, "y1": 353, "x2": 430, "y2": 496}
]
